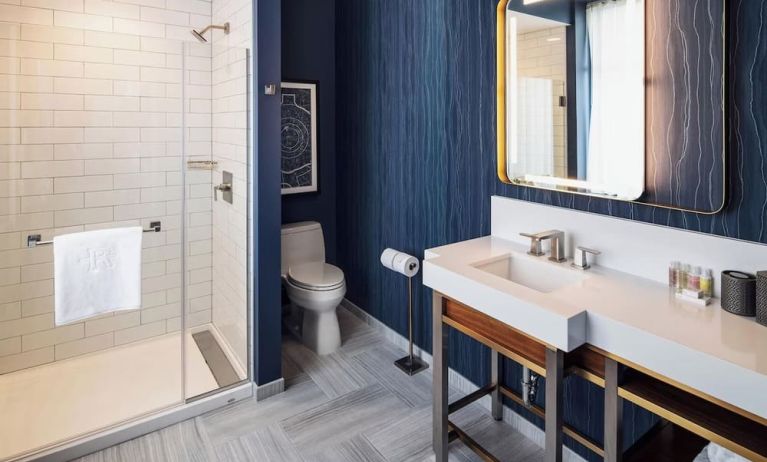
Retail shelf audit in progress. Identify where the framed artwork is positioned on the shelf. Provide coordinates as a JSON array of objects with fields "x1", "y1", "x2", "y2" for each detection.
[{"x1": 280, "y1": 81, "x2": 319, "y2": 195}]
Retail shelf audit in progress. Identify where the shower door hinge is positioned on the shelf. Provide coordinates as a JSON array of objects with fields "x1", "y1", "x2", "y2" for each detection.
[{"x1": 264, "y1": 84, "x2": 277, "y2": 95}]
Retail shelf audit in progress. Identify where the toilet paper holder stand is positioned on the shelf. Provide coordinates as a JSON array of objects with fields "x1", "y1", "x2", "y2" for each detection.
[{"x1": 394, "y1": 266, "x2": 429, "y2": 376}]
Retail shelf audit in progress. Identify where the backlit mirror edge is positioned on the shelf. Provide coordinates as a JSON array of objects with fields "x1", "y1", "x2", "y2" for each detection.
[{"x1": 495, "y1": 0, "x2": 728, "y2": 216}]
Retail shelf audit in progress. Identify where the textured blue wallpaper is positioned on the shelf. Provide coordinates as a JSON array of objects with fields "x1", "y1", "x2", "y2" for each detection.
[
  {"x1": 644, "y1": 0, "x2": 726, "y2": 212},
  {"x1": 336, "y1": 0, "x2": 765, "y2": 459}
]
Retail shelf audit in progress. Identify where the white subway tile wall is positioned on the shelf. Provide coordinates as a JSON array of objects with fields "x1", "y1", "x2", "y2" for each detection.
[
  {"x1": 0, "y1": 0, "x2": 215, "y2": 375},
  {"x1": 210, "y1": 0, "x2": 250, "y2": 374},
  {"x1": 517, "y1": 26, "x2": 568, "y2": 177}
]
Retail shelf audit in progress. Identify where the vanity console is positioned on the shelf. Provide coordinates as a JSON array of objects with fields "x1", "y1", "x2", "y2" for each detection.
[{"x1": 433, "y1": 295, "x2": 767, "y2": 462}]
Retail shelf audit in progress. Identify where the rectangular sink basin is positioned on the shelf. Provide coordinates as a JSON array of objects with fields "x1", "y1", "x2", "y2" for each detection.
[{"x1": 472, "y1": 254, "x2": 586, "y2": 293}]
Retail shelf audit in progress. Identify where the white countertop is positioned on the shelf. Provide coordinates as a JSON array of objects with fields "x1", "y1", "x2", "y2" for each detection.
[{"x1": 423, "y1": 236, "x2": 767, "y2": 420}]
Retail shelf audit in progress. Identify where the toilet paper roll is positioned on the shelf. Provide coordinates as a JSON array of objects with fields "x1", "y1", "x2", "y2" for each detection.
[{"x1": 380, "y1": 248, "x2": 420, "y2": 278}]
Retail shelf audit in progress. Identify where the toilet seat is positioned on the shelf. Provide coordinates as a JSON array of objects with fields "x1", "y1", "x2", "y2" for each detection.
[{"x1": 287, "y1": 262, "x2": 345, "y2": 291}]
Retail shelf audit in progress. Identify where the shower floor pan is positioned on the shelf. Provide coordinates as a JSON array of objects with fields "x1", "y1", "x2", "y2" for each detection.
[{"x1": 0, "y1": 327, "x2": 233, "y2": 461}]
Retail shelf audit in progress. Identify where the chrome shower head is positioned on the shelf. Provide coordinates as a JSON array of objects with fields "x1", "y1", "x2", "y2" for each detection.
[{"x1": 190, "y1": 22, "x2": 230, "y2": 43}]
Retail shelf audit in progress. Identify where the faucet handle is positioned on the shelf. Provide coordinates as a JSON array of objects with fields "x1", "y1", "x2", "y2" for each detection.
[
  {"x1": 572, "y1": 246, "x2": 601, "y2": 270},
  {"x1": 519, "y1": 232, "x2": 545, "y2": 256}
]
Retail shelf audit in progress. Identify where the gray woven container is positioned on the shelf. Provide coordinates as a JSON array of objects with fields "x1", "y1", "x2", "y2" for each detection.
[
  {"x1": 757, "y1": 271, "x2": 767, "y2": 326},
  {"x1": 721, "y1": 270, "x2": 756, "y2": 316}
]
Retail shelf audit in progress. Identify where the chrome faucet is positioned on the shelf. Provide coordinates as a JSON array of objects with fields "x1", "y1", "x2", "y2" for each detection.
[
  {"x1": 519, "y1": 230, "x2": 567, "y2": 263},
  {"x1": 571, "y1": 246, "x2": 601, "y2": 270}
]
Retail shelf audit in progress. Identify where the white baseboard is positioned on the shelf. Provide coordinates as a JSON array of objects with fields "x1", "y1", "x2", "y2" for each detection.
[{"x1": 341, "y1": 298, "x2": 588, "y2": 462}]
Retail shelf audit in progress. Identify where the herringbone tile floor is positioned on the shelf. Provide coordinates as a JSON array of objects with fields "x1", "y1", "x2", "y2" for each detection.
[{"x1": 75, "y1": 308, "x2": 542, "y2": 462}]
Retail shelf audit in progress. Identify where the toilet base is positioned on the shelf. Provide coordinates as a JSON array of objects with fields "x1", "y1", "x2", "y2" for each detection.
[{"x1": 301, "y1": 308, "x2": 341, "y2": 355}]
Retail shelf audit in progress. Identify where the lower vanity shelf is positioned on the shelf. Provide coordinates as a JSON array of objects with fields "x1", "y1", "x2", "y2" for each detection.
[
  {"x1": 622, "y1": 421, "x2": 708, "y2": 462},
  {"x1": 619, "y1": 369, "x2": 767, "y2": 461},
  {"x1": 434, "y1": 295, "x2": 767, "y2": 462}
]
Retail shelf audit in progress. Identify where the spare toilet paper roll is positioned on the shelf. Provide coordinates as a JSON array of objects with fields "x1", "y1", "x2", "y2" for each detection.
[{"x1": 380, "y1": 248, "x2": 420, "y2": 277}]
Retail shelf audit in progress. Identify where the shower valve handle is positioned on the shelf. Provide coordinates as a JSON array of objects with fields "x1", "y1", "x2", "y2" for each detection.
[{"x1": 213, "y1": 182, "x2": 231, "y2": 201}]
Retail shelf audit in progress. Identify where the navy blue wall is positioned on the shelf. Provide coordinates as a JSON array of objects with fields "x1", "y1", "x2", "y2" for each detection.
[
  {"x1": 281, "y1": 0, "x2": 338, "y2": 263},
  {"x1": 336, "y1": 0, "x2": 766, "y2": 459},
  {"x1": 254, "y1": 0, "x2": 283, "y2": 386}
]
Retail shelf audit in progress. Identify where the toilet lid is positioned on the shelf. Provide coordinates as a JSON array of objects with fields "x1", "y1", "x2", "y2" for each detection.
[{"x1": 287, "y1": 262, "x2": 345, "y2": 290}]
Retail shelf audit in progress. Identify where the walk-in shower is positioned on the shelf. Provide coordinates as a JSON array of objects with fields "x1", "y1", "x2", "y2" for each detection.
[{"x1": 0, "y1": 5, "x2": 253, "y2": 462}]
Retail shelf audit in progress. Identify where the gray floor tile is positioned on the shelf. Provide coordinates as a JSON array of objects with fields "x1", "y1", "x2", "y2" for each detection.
[
  {"x1": 309, "y1": 434, "x2": 387, "y2": 462},
  {"x1": 366, "y1": 406, "x2": 435, "y2": 462},
  {"x1": 351, "y1": 342, "x2": 433, "y2": 408},
  {"x1": 155, "y1": 419, "x2": 212, "y2": 462},
  {"x1": 201, "y1": 378, "x2": 329, "y2": 446},
  {"x1": 452, "y1": 406, "x2": 543, "y2": 462},
  {"x1": 115, "y1": 430, "x2": 166, "y2": 462},
  {"x1": 281, "y1": 383, "x2": 410, "y2": 453},
  {"x1": 337, "y1": 307, "x2": 387, "y2": 355},
  {"x1": 365, "y1": 397, "x2": 486, "y2": 462},
  {"x1": 283, "y1": 337, "x2": 374, "y2": 399},
  {"x1": 214, "y1": 425, "x2": 302, "y2": 462},
  {"x1": 212, "y1": 438, "x2": 249, "y2": 462}
]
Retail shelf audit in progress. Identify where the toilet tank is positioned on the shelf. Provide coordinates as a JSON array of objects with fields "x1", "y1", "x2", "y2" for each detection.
[{"x1": 281, "y1": 221, "x2": 325, "y2": 275}]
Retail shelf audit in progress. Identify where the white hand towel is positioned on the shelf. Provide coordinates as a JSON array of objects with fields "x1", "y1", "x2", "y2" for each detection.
[
  {"x1": 54, "y1": 227, "x2": 143, "y2": 326},
  {"x1": 701, "y1": 443, "x2": 750, "y2": 462}
]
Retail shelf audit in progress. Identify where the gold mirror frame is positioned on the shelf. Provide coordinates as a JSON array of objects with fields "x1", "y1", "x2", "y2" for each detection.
[{"x1": 496, "y1": 0, "x2": 727, "y2": 215}]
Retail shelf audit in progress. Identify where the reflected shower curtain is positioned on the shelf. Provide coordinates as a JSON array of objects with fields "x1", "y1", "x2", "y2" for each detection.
[
  {"x1": 516, "y1": 77, "x2": 554, "y2": 177},
  {"x1": 586, "y1": 0, "x2": 645, "y2": 197}
]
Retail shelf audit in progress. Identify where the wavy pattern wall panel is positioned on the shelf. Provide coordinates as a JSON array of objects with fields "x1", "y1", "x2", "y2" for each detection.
[
  {"x1": 644, "y1": 0, "x2": 726, "y2": 212},
  {"x1": 336, "y1": 0, "x2": 766, "y2": 459}
]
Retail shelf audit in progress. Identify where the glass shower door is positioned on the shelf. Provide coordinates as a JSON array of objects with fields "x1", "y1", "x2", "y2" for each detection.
[{"x1": 183, "y1": 43, "x2": 250, "y2": 400}]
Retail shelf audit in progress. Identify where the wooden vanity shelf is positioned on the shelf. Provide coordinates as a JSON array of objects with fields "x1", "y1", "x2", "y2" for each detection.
[
  {"x1": 622, "y1": 420, "x2": 708, "y2": 462},
  {"x1": 433, "y1": 295, "x2": 767, "y2": 462},
  {"x1": 443, "y1": 299, "x2": 547, "y2": 376},
  {"x1": 619, "y1": 369, "x2": 767, "y2": 461}
]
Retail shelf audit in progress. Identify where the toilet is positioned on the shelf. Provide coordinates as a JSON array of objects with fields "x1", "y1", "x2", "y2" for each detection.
[{"x1": 281, "y1": 221, "x2": 346, "y2": 355}]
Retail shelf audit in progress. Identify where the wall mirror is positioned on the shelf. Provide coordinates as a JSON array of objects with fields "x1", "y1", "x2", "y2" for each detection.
[{"x1": 497, "y1": 0, "x2": 726, "y2": 212}]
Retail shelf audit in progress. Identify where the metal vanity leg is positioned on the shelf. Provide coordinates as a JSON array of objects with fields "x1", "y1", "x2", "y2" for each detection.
[
  {"x1": 604, "y1": 358, "x2": 623, "y2": 462},
  {"x1": 545, "y1": 347, "x2": 564, "y2": 462},
  {"x1": 433, "y1": 292, "x2": 449, "y2": 461},
  {"x1": 491, "y1": 349, "x2": 503, "y2": 420}
]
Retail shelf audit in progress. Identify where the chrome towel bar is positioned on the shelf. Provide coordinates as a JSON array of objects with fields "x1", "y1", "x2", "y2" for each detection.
[{"x1": 26, "y1": 221, "x2": 161, "y2": 248}]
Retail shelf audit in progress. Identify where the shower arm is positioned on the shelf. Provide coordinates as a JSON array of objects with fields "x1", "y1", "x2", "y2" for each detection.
[{"x1": 195, "y1": 23, "x2": 230, "y2": 37}]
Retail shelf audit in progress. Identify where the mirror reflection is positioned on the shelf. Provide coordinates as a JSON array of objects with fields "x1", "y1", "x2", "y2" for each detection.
[{"x1": 505, "y1": 0, "x2": 645, "y2": 200}]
